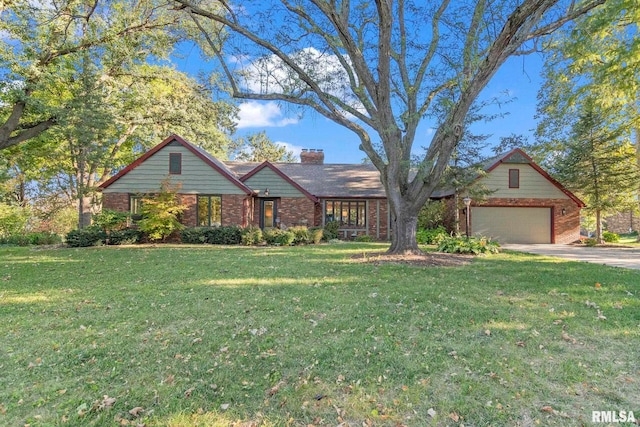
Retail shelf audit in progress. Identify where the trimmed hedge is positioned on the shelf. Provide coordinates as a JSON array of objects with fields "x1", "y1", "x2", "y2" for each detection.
[
  {"x1": 0, "y1": 232, "x2": 62, "y2": 246},
  {"x1": 66, "y1": 227, "x2": 108, "y2": 247},
  {"x1": 263, "y1": 228, "x2": 295, "y2": 246},
  {"x1": 180, "y1": 226, "x2": 243, "y2": 245}
]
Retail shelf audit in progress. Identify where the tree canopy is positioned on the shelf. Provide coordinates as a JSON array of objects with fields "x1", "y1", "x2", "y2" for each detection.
[{"x1": 174, "y1": 0, "x2": 605, "y2": 253}]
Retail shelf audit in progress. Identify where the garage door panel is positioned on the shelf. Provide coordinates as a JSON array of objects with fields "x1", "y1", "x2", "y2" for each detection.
[{"x1": 472, "y1": 207, "x2": 551, "y2": 244}]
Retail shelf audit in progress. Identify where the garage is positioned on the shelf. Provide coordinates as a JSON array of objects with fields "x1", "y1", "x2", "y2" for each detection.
[{"x1": 471, "y1": 207, "x2": 551, "y2": 244}]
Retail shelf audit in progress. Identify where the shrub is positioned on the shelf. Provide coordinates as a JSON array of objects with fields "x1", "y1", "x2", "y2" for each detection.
[
  {"x1": 204, "y1": 226, "x2": 243, "y2": 245},
  {"x1": 416, "y1": 226, "x2": 448, "y2": 245},
  {"x1": 241, "y1": 226, "x2": 263, "y2": 246},
  {"x1": 263, "y1": 228, "x2": 295, "y2": 246},
  {"x1": 181, "y1": 227, "x2": 209, "y2": 244},
  {"x1": 107, "y1": 228, "x2": 142, "y2": 245},
  {"x1": 585, "y1": 238, "x2": 598, "y2": 247},
  {"x1": 323, "y1": 220, "x2": 340, "y2": 241},
  {"x1": 288, "y1": 226, "x2": 310, "y2": 245},
  {"x1": 309, "y1": 227, "x2": 324, "y2": 244},
  {"x1": 437, "y1": 235, "x2": 500, "y2": 255},
  {"x1": 0, "y1": 203, "x2": 30, "y2": 237},
  {"x1": 93, "y1": 209, "x2": 129, "y2": 232},
  {"x1": 138, "y1": 181, "x2": 187, "y2": 242},
  {"x1": 66, "y1": 226, "x2": 107, "y2": 247},
  {"x1": 602, "y1": 231, "x2": 620, "y2": 243},
  {"x1": 355, "y1": 234, "x2": 373, "y2": 242},
  {"x1": 417, "y1": 200, "x2": 446, "y2": 230},
  {"x1": 0, "y1": 232, "x2": 62, "y2": 246}
]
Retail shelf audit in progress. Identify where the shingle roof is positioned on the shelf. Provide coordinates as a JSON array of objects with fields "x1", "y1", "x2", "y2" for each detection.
[{"x1": 225, "y1": 162, "x2": 386, "y2": 198}]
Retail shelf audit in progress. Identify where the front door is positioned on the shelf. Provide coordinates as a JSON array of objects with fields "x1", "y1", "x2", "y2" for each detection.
[{"x1": 260, "y1": 199, "x2": 278, "y2": 229}]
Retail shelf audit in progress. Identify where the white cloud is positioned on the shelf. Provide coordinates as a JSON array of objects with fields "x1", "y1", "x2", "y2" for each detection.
[
  {"x1": 236, "y1": 101, "x2": 299, "y2": 129},
  {"x1": 276, "y1": 141, "x2": 304, "y2": 158}
]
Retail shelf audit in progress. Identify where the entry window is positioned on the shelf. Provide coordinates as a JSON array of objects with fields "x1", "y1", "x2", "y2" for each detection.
[
  {"x1": 325, "y1": 200, "x2": 366, "y2": 227},
  {"x1": 509, "y1": 169, "x2": 520, "y2": 188},
  {"x1": 169, "y1": 153, "x2": 182, "y2": 174},
  {"x1": 130, "y1": 195, "x2": 145, "y2": 221},
  {"x1": 197, "y1": 195, "x2": 221, "y2": 226}
]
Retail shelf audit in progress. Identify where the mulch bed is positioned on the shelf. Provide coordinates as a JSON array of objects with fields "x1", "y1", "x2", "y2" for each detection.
[{"x1": 350, "y1": 251, "x2": 472, "y2": 267}]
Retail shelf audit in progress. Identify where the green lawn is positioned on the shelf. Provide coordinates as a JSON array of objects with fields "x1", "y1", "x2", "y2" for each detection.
[{"x1": 1, "y1": 244, "x2": 638, "y2": 426}]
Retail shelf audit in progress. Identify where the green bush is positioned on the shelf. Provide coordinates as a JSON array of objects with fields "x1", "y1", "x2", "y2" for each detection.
[
  {"x1": 0, "y1": 203, "x2": 30, "y2": 237},
  {"x1": 0, "y1": 232, "x2": 62, "y2": 246},
  {"x1": 416, "y1": 226, "x2": 448, "y2": 245},
  {"x1": 93, "y1": 209, "x2": 129, "y2": 232},
  {"x1": 181, "y1": 227, "x2": 208, "y2": 244},
  {"x1": 437, "y1": 235, "x2": 500, "y2": 255},
  {"x1": 65, "y1": 227, "x2": 107, "y2": 247},
  {"x1": 585, "y1": 237, "x2": 598, "y2": 247},
  {"x1": 288, "y1": 226, "x2": 310, "y2": 245},
  {"x1": 355, "y1": 234, "x2": 373, "y2": 242},
  {"x1": 138, "y1": 181, "x2": 187, "y2": 242},
  {"x1": 263, "y1": 228, "x2": 295, "y2": 246},
  {"x1": 323, "y1": 221, "x2": 340, "y2": 241},
  {"x1": 602, "y1": 231, "x2": 620, "y2": 243},
  {"x1": 107, "y1": 228, "x2": 142, "y2": 245},
  {"x1": 309, "y1": 227, "x2": 323, "y2": 244},
  {"x1": 417, "y1": 200, "x2": 446, "y2": 230},
  {"x1": 241, "y1": 226, "x2": 263, "y2": 246},
  {"x1": 204, "y1": 226, "x2": 242, "y2": 245}
]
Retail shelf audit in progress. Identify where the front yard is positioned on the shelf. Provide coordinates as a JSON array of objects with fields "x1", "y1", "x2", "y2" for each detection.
[{"x1": 1, "y1": 243, "x2": 638, "y2": 426}]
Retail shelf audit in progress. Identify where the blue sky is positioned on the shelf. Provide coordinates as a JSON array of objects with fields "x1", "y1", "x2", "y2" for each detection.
[{"x1": 175, "y1": 45, "x2": 545, "y2": 164}]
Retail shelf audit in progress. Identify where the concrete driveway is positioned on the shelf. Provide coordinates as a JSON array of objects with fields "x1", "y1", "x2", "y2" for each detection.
[{"x1": 501, "y1": 244, "x2": 640, "y2": 270}]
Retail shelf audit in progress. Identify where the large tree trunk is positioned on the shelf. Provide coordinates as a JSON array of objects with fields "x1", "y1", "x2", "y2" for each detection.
[
  {"x1": 78, "y1": 195, "x2": 93, "y2": 229},
  {"x1": 595, "y1": 208, "x2": 603, "y2": 244},
  {"x1": 386, "y1": 190, "x2": 423, "y2": 255}
]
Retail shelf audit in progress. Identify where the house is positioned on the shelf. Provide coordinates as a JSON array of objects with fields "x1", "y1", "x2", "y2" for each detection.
[
  {"x1": 448, "y1": 149, "x2": 585, "y2": 244},
  {"x1": 98, "y1": 134, "x2": 390, "y2": 239},
  {"x1": 98, "y1": 135, "x2": 584, "y2": 244}
]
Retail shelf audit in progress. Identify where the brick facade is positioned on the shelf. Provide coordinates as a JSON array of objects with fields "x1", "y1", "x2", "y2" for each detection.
[
  {"x1": 459, "y1": 197, "x2": 580, "y2": 244},
  {"x1": 221, "y1": 194, "x2": 250, "y2": 227},
  {"x1": 178, "y1": 194, "x2": 197, "y2": 226},
  {"x1": 604, "y1": 211, "x2": 639, "y2": 234},
  {"x1": 102, "y1": 192, "x2": 129, "y2": 212}
]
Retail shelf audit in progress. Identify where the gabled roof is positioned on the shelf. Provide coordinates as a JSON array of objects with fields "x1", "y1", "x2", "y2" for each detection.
[
  {"x1": 98, "y1": 134, "x2": 253, "y2": 194},
  {"x1": 481, "y1": 148, "x2": 585, "y2": 207},
  {"x1": 225, "y1": 162, "x2": 386, "y2": 199},
  {"x1": 238, "y1": 161, "x2": 319, "y2": 202}
]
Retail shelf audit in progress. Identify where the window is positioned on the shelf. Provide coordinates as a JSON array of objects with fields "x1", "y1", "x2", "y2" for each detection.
[
  {"x1": 169, "y1": 153, "x2": 182, "y2": 174},
  {"x1": 130, "y1": 195, "x2": 145, "y2": 220},
  {"x1": 509, "y1": 169, "x2": 520, "y2": 188},
  {"x1": 197, "y1": 195, "x2": 222, "y2": 227},
  {"x1": 325, "y1": 200, "x2": 366, "y2": 227}
]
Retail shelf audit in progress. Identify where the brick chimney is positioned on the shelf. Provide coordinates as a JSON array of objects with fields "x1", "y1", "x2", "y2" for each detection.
[{"x1": 300, "y1": 148, "x2": 324, "y2": 164}]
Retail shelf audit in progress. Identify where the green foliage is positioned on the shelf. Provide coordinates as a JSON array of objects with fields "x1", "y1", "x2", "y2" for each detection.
[
  {"x1": 416, "y1": 226, "x2": 448, "y2": 245},
  {"x1": 309, "y1": 227, "x2": 324, "y2": 244},
  {"x1": 107, "y1": 228, "x2": 142, "y2": 245},
  {"x1": 138, "y1": 181, "x2": 187, "y2": 242},
  {"x1": 92, "y1": 209, "x2": 129, "y2": 232},
  {"x1": 437, "y1": 235, "x2": 500, "y2": 255},
  {"x1": 417, "y1": 200, "x2": 446, "y2": 230},
  {"x1": 288, "y1": 226, "x2": 311, "y2": 245},
  {"x1": 65, "y1": 227, "x2": 107, "y2": 247},
  {"x1": 0, "y1": 232, "x2": 62, "y2": 246},
  {"x1": 355, "y1": 234, "x2": 374, "y2": 242},
  {"x1": 585, "y1": 238, "x2": 598, "y2": 247},
  {"x1": 263, "y1": 229, "x2": 295, "y2": 246},
  {"x1": 180, "y1": 226, "x2": 243, "y2": 245},
  {"x1": 232, "y1": 131, "x2": 295, "y2": 162},
  {"x1": 602, "y1": 231, "x2": 620, "y2": 243},
  {"x1": 241, "y1": 226, "x2": 263, "y2": 246},
  {"x1": 0, "y1": 203, "x2": 30, "y2": 237},
  {"x1": 322, "y1": 221, "x2": 340, "y2": 241}
]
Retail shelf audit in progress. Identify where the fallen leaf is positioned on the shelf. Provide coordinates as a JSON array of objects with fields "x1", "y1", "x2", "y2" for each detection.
[
  {"x1": 220, "y1": 403, "x2": 230, "y2": 410},
  {"x1": 191, "y1": 338, "x2": 202, "y2": 344},
  {"x1": 484, "y1": 329, "x2": 491, "y2": 336},
  {"x1": 427, "y1": 408, "x2": 436, "y2": 417},
  {"x1": 99, "y1": 395, "x2": 116, "y2": 410},
  {"x1": 449, "y1": 412, "x2": 460, "y2": 422},
  {"x1": 516, "y1": 341, "x2": 526, "y2": 347},
  {"x1": 541, "y1": 405, "x2": 554, "y2": 413},
  {"x1": 597, "y1": 310, "x2": 607, "y2": 320},
  {"x1": 595, "y1": 282, "x2": 601, "y2": 289},
  {"x1": 129, "y1": 407, "x2": 144, "y2": 417},
  {"x1": 184, "y1": 387, "x2": 195, "y2": 398}
]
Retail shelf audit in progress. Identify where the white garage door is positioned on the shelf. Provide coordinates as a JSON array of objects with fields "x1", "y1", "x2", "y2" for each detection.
[{"x1": 472, "y1": 207, "x2": 551, "y2": 244}]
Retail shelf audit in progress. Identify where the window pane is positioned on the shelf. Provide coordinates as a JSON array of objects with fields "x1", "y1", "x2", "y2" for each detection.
[
  {"x1": 211, "y1": 196, "x2": 221, "y2": 226},
  {"x1": 509, "y1": 169, "x2": 519, "y2": 188},
  {"x1": 197, "y1": 196, "x2": 209, "y2": 226},
  {"x1": 264, "y1": 201, "x2": 274, "y2": 229},
  {"x1": 169, "y1": 153, "x2": 182, "y2": 174},
  {"x1": 358, "y1": 203, "x2": 366, "y2": 226},
  {"x1": 325, "y1": 201, "x2": 335, "y2": 223}
]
